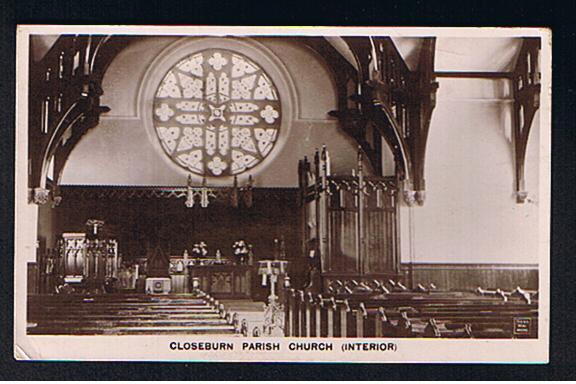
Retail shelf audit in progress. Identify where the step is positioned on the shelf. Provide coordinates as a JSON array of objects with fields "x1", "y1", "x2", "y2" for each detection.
[
  {"x1": 30, "y1": 306, "x2": 215, "y2": 312},
  {"x1": 28, "y1": 324, "x2": 237, "y2": 335},
  {"x1": 28, "y1": 313, "x2": 223, "y2": 322},
  {"x1": 29, "y1": 318, "x2": 231, "y2": 328},
  {"x1": 29, "y1": 312, "x2": 223, "y2": 320},
  {"x1": 30, "y1": 307, "x2": 220, "y2": 315}
]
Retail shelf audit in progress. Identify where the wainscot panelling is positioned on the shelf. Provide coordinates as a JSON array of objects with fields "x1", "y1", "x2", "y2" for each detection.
[{"x1": 400, "y1": 263, "x2": 538, "y2": 291}]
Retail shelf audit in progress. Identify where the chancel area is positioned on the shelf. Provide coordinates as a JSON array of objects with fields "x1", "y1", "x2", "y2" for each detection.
[{"x1": 23, "y1": 33, "x2": 542, "y2": 338}]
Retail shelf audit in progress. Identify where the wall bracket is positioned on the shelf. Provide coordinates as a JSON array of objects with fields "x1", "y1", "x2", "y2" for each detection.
[{"x1": 512, "y1": 38, "x2": 541, "y2": 204}]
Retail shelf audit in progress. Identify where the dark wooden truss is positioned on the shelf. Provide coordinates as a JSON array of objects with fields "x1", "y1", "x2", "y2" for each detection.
[
  {"x1": 29, "y1": 35, "x2": 540, "y2": 207},
  {"x1": 512, "y1": 38, "x2": 541, "y2": 203},
  {"x1": 29, "y1": 35, "x2": 436, "y2": 207},
  {"x1": 29, "y1": 35, "x2": 137, "y2": 204},
  {"x1": 323, "y1": 37, "x2": 439, "y2": 206}
]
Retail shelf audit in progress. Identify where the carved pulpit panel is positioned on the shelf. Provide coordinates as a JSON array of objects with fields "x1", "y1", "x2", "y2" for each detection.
[
  {"x1": 60, "y1": 233, "x2": 86, "y2": 278},
  {"x1": 211, "y1": 272, "x2": 233, "y2": 293}
]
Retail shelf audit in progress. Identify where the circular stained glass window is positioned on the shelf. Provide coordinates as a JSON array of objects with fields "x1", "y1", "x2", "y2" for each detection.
[{"x1": 153, "y1": 49, "x2": 282, "y2": 176}]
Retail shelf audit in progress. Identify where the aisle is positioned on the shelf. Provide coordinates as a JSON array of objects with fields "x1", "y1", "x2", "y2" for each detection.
[{"x1": 218, "y1": 299, "x2": 268, "y2": 336}]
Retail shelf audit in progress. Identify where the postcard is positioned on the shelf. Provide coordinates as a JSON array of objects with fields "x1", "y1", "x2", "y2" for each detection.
[{"x1": 14, "y1": 25, "x2": 550, "y2": 363}]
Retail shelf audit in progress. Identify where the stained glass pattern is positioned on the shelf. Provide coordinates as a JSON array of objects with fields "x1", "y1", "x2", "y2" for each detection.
[{"x1": 153, "y1": 49, "x2": 281, "y2": 176}]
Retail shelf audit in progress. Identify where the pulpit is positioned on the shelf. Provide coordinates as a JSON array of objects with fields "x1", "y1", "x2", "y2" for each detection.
[
  {"x1": 146, "y1": 246, "x2": 171, "y2": 294},
  {"x1": 58, "y1": 232, "x2": 119, "y2": 286}
]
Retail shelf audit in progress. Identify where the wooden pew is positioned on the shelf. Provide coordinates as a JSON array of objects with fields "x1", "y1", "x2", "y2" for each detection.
[
  {"x1": 27, "y1": 292, "x2": 242, "y2": 335},
  {"x1": 284, "y1": 283, "x2": 538, "y2": 339},
  {"x1": 351, "y1": 295, "x2": 537, "y2": 338}
]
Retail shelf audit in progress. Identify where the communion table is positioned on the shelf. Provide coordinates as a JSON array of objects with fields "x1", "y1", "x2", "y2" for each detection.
[{"x1": 187, "y1": 261, "x2": 252, "y2": 299}]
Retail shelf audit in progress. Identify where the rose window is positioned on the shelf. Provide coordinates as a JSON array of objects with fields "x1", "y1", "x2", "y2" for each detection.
[{"x1": 153, "y1": 49, "x2": 281, "y2": 176}]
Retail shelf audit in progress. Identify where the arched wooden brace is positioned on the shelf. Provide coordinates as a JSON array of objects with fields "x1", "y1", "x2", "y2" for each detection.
[
  {"x1": 369, "y1": 98, "x2": 412, "y2": 183},
  {"x1": 338, "y1": 36, "x2": 386, "y2": 176},
  {"x1": 32, "y1": 94, "x2": 108, "y2": 205},
  {"x1": 512, "y1": 37, "x2": 541, "y2": 204},
  {"x1": 355, "y1": 37, "x2": 438, "y2": 205},
  {"x1": 340, "y1": 36, "x2": 414, "y2": 183},
  {"x1": 31, "y1": 99, "x2": 88, "y2": 203},
  {"x1": 52, "y1": 36, "x2": 137, "y2": 191},
  {"x1": 41, "y1": 101, "x2": 86, "y2": 187},
  {"x1": 365, "y1": 37, "x2": 415, "y2": 186},
  {"x1": 29, "y1": 35, "x2": 133, "y2": 205},
  {"x1": 405, "y1": 37, "x2": 438, "y2": 205},
  {"x1": 298, "y1": 37, "x2": 383, "y2": 174},
  {"x1": 333, "y1": 36, "x2": 439, "y2": 205}
]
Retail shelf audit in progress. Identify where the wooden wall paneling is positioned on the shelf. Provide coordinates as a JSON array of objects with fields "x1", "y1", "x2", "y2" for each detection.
[
  {"x1": 329, "y1": 209, "x2": 358, "y2": 273},
  {"x1": 401, "y1": 264, "x2": 539, "y2": 290},
  {"x1": 299, "y1": 150, "x2": 400, "y2": 285},
  {"x1": 356, "y1": 159, "x2": 365, "y2": 276},
  {"x1": 27, "y1": 262, "x2": 39, "y2": 295}
]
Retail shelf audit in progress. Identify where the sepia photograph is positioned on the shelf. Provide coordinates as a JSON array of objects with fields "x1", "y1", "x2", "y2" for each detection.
[{"x1": 14, "y1": 25, "x2": 551, "y2": 363}]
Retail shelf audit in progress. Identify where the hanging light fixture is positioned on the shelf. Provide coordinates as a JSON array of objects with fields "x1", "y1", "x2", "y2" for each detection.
[{"x1": 183, "y1": 174, "x2": 254, "y2": 209}]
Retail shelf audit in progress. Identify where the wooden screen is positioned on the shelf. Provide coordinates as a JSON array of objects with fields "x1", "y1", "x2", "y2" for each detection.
[
  {"x1": 326, "y1": 176, "x2": 398, "y2": 275},
  {"x1": 299, "y1": 147, "x2": 399, "y2": 287}
]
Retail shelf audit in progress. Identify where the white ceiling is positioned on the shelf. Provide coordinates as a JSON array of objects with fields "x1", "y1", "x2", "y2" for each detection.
[
  {"x1": 325, "y1": 36, "x2": 523, "y2": 73},
  {"x1": 434, "y1": 37, "x2": 522, "y2": 72}
]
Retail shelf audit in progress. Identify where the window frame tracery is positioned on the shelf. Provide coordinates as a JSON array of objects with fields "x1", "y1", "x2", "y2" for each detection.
[{"x1": 152, "y1": 48, "x2": 283, "y2": 177}]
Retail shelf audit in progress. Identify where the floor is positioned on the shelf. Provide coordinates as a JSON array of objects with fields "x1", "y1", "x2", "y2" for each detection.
[{"x1": 218, "y1": 299, "x2": 272, "y2": 336}]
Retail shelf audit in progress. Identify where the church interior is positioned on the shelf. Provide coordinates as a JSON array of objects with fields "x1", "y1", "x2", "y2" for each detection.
[{"x1": 23, "y1": 33, "x2": 542, "y2": 338}]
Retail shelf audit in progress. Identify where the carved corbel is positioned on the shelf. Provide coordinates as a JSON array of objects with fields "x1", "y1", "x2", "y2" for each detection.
[
  {"x1": 401, "y1": 185, "x2": 426, "y2": 207},
  {"x1": 402, "y1": 189, "x2": 417, "y2": 207},
  {"x1": 414, "y1": 190, "x2": 426, "y2": 206},
  {"x1": 30, "y1": 183, "x2": 64, "y2": 207},
  {"x1": 31, "y1": 187, "x2": 51, "y2": 205}
]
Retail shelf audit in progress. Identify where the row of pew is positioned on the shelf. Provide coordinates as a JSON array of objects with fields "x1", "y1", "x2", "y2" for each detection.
[
  {"x1": 284, "y1": 280, "x2": 538, "y2": 338},
  {"x1": 27, "y1": 291, "x2": 246, "y2": 335}
]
